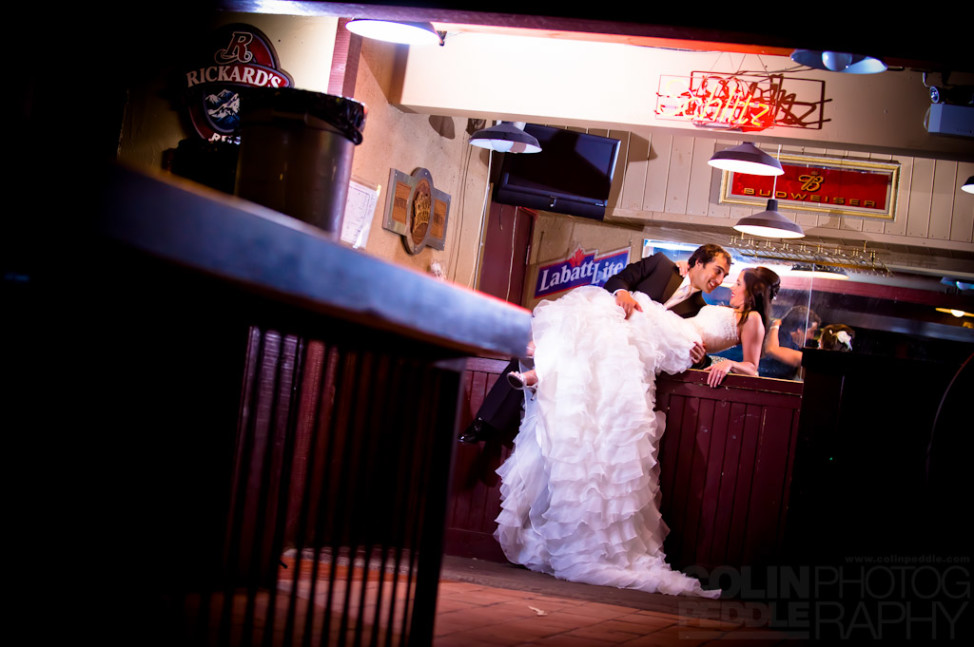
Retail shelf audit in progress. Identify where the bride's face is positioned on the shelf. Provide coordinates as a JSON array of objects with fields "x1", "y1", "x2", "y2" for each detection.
[{"x1": 729, "y1": 274, "x2": 746, "y2": 309}]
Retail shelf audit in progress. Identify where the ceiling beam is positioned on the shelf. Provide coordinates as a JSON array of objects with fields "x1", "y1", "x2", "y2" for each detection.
[{"x1": 220, "y1": 2, "x2": 974, "y2": 73}]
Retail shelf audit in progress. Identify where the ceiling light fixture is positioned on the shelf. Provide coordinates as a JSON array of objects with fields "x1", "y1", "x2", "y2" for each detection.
[
  {"x1": 345, "y1": 19, "x2": 444, "y2": 46},
  {"x1": 708, "y1": 142, "x2": 784, "y2": 176},
  {"x1": 734, "y1": 199, "x2": 806, "y2": 239},
  {"x1": 935, "y1": 307, "x2": 972, "y2": 318},
  {"x1": 731, "y1": 145, "x2": 804, "y2": 238},
  {"x1": 791, "y1": 49, "x2": 887, "y2": 74},
  {"x1": 962, "y1": 176, "x2": 974, "y2": 194},
  {"x1": 469, "y1": 121, "x2": 542, "y2": 153}
]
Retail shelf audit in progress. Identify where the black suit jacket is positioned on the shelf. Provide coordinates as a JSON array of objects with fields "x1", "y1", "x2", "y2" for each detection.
[{"x1": 602, "y1": 252, "x2": 706, "y2": 320}]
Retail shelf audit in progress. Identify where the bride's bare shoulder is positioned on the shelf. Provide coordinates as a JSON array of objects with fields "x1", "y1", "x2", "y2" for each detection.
[{"x1": 732, "y1": 308, "x2": 763, "y2": 324}]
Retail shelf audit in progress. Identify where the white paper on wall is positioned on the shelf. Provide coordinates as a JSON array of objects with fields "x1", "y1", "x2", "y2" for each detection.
[{"x1": 341, "y1": 177, "x2": 380, "y2": 248}]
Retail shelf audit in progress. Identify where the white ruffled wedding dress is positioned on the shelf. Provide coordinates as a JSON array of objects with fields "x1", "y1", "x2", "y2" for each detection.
[{"x1": 495, "y1": 286, "x2": 740, "y2": 598}]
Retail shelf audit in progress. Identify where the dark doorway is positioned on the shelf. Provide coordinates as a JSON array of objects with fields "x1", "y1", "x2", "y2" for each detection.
[{"x1": 477, "y1": 202, "x2": 534, "y2": 306}]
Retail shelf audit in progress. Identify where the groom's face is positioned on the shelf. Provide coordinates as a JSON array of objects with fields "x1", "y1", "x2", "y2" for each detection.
[{"x1": 689, "y1": 255, "x2": 730, "y2": 293}]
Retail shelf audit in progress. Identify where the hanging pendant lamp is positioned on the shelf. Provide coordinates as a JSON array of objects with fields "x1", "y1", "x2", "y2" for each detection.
[
  {"x1": 791, "y1": 49, "x2": 886, "y2": 74},
  {"x1": 345, "y1": 19, "x2": 443, "y2": 46},
  {"x1": 734, "y1": 199, "x2": 805, "y2": 239},
  {"x1": 962, "y1": 176, "x2": 974, "y2": 194},
  {"x1": 708, "y1": 142, "x2": 783, "y2": 176},
  {"x1": 730, "y1": 144, "x2": 803, "y2": 238},
  {"x1": 469, "y1": 121, "x2": 542, "y2": 154}
]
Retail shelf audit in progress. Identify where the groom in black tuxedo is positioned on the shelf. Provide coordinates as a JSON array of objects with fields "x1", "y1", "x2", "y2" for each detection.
[
  {"x1": 459, "y1": 243, "x2": 732, "y2": 443},
  {"x1": 603, "y1": 243, "x2": 731, "y2": 321}
]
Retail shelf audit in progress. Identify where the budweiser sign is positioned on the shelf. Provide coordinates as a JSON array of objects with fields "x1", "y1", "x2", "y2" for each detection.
[
  {"x1": 183, "y1": 23, "x2": 294, "y2": 142},
  {"x1": 720, "y1": 154, "x2": 900, "y2": 219}
]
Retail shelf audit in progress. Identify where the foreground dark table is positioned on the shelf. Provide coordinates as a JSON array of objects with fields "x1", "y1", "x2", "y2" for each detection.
[{"x1": 7, "y1": 164, "x2": 531, "y2": 647}]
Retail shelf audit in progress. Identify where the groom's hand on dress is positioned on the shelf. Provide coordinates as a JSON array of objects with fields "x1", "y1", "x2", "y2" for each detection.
[
  {"x1": 689, "y1": 342, "x2": 706, "y2": 364},
  {"x1": 614, "y1": 290, "x2": 643, "y2": 319}
]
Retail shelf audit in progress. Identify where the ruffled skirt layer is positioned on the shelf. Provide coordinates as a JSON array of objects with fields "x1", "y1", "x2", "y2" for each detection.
[{"x1": 495, "y1": 286, "x2": 719, "y2": 598}]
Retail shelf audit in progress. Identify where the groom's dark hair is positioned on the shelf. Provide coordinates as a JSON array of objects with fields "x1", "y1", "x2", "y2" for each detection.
[{"x1": 688, "y1": 243, "x2": 730, "y2": 268}]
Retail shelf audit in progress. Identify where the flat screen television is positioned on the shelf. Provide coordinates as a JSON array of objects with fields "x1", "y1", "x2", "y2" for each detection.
[{"x1": 493, "y1": 124, "x2": 621, "y2": 220}]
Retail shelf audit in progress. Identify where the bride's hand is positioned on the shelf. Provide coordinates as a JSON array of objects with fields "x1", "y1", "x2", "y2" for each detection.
[
  {"x1": 676, "y1": 260, "x2": 689, "y2": 277},
  {"x1": 704, "y1": 359, "x2": 732, "y2": 387}
]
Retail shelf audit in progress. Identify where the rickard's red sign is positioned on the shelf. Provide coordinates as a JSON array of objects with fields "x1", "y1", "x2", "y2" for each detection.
[{"x1": 183, "y1": 23, "x2": 293, "y2": 142}]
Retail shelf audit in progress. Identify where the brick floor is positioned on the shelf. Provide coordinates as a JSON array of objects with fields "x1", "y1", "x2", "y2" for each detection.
[{"x1": 434, "y1": 557, "x2": 802, "y2": 646}]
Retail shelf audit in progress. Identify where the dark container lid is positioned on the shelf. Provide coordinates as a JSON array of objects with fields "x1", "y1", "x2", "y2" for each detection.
[{"x1": 239, "y1": 87, "x2": 367, "y2": 145}]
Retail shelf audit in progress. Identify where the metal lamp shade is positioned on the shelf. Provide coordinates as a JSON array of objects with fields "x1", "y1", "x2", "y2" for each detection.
[
  {"x1": 470, "y1": 122, "x2": 542, "y2": 153},
  {"x1": 733, "y1": 199, "x2": 805, "y2": 239},
  {"x1": 791, "y1": 49, "x2": 887, "y2": 74},
  {"x1": 708, "y1": 142, "x2": 784, "y2": 176},
  {"x1": 345, "y1": 19, "x2": 442, "y2": 45}
]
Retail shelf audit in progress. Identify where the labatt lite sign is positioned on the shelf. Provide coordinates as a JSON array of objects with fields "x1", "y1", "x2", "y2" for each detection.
[
  {"x1": 184, "y1": 23, "x2": 294, "y2": 142},
  {"x1": 534, "y1": 247, "x2": 630, "y2": 299}
]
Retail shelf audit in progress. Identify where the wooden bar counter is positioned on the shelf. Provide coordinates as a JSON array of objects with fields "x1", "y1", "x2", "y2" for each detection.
[
  {"x1": 446, "y1": 362, "x2": 803, "y2": 580},
  {"x1": 446, "y1": 345, "x2": 972, "y2": 602}
]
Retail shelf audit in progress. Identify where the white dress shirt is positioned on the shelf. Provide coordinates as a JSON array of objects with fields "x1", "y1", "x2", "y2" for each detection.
[{"x1": 661, "y1": 277, "x2": 698, "y2": 310}]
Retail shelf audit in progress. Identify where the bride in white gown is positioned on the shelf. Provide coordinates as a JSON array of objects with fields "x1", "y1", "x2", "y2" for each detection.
[{"x1": 494, "y1": 267, "x2": 780, "y2": 598}]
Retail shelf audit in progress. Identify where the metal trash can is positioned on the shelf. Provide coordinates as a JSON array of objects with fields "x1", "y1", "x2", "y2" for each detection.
[{"x1": 235, "y1": 88, "x2": 366, "y2": 237}]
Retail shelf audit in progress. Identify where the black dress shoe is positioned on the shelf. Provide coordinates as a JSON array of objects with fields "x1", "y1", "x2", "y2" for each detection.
[{"x1": 458, "y1": 417, "x2": 495, "y2": 444}]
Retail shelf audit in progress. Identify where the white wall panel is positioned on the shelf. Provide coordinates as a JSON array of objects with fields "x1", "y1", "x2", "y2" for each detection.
[
  {"x1": 886, "y1": 155, "x2": 911, "y2": 237},
  {"x1": 619, "y1": 132, "x2": 650, "y2": 212},
  {"x1": 643, "y1": 133, "x2": 671, "y2": 213},
  {"x1": 664, "y1": 135, "x2": 694, "y2": 215},
  {"x1": 707, "y1": 139, "x2": 735, "y2": 221},
  {"x1": 906, "y1": 158, "x2": 935, "y2": 239},
  {"x1": 930, "y1": 160, "x2": 957, "y2": 240},
  {"x1": 686, "y1": 137, "x2": 715, "y2": 217},
  {"x1": 607, "y1": 129, "x2": 630, "y2": 212}
]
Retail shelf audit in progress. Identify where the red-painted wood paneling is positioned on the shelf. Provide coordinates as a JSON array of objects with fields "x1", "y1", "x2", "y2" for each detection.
[
  {"x1": 656, "y1": 374, "x2": 802, "y2": 572},
  {"x1": 443, "y1": 358, "x2": 513, "y2": 561},
  {"x1": 445, "y1": 362, "x2": 803, "y2": 572}
]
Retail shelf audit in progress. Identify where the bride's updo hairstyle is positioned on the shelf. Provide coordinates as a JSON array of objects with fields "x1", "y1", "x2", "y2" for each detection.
[{"x1": 738, "y1": 266, "x2": 781, "y2": 334}]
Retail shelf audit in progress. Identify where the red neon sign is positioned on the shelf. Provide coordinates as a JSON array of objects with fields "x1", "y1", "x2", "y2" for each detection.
[{"x1": 656, "y1": 74, "x2": 782, "y2": 132}]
